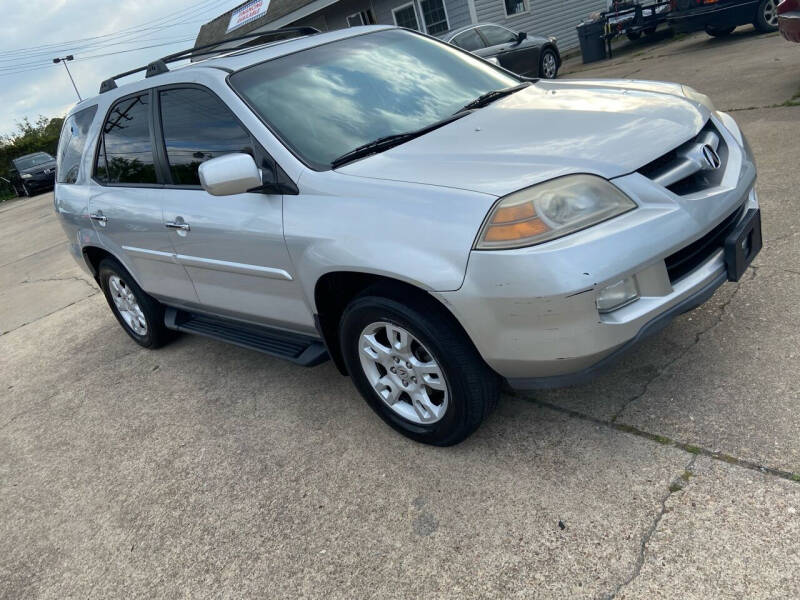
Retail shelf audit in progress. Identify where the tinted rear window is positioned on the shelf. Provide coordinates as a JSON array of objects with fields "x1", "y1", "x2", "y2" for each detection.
[
  {"x1": 95, "y1": 94, "x2": 157, "y2": 184},
  {"x1": 56, "y1": 107, "x2": 97, "y2": 184},
  {"x1": 452, "y1": 29, "x2": 485, "y2": 52}
]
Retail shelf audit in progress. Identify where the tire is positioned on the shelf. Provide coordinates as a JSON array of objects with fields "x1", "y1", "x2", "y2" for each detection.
[
  {"x1": 98, "y1": 258, "x2": 172, "y2": 349},
  {"x1": 644, "y1": 27, "x2": 658, "y2": 36},
  {"x1": 539, "y1": 48, "x2": 559, "y2": 79},
  {"x1": 626, "y1": 31, "x2": 642, "y2": 41},
  {"x1": 339, "y1": 291, "x2": 499, "y2": 446},
  {"x1": 754, "y1": 0, "x2": 779, "y2": 32},
  {"x1": 705, "y1": 25, "x2": 736, "y2": 37}
]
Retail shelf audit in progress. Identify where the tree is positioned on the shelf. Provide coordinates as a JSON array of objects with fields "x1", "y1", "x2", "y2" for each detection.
[{"x1": 0, "y1": 115, "x2": 64, "y2": 199}]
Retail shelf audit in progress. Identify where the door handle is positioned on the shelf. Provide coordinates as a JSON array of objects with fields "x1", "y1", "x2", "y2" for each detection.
[
  {"x1": 89, "y1": 212, "x2": 107, "y2": 225},
  {"x1": 165, "y1": 220, "x2": 190, "y2": 232}
]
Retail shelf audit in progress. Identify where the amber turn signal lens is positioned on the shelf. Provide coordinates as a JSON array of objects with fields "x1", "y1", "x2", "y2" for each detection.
[
  {"x1": 483, "y1": 218, "x2": 550, "y2": 242},
  {"x1": 492, "y1": 201, "x2": 536, "y2": 224}
]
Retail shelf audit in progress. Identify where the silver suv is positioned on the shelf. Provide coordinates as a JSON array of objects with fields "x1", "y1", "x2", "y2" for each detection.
[{"x1": 55, "y1": 25, "x2": 762, "y2": 445}]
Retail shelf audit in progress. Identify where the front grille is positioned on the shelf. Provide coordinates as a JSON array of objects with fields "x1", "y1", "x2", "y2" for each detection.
[
  {"x1": 639, "y1": 120, "x2": 728, "y2": 196},
  {"x1": 664, "y1": 203, "x2": 745, "y2": 282}
]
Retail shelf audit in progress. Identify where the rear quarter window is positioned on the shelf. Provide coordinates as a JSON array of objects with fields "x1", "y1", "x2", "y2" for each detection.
[{"x1": 57, "y1": 106, "x2": 98, "y2": 184}]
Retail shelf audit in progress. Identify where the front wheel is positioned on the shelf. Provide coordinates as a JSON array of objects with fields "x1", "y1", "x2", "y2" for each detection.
[
  {"x1": 340, "y1": 293, "x2": 499, "y2": 446},
  {"x1": 539, "y1": 48, "x2": 559, "y2": 79},
  {"x1": 754, "y1": 0, "x2": 779, "y2": 32}
]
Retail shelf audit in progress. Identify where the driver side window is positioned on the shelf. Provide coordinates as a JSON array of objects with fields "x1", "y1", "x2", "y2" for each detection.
[{"x1": 159, "y1": 87, "x2": 254, "y2": 186}]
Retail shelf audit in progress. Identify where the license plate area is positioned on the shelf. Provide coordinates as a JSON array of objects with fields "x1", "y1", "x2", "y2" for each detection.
[{"x1": 724, "y1": 208, "x2": 762, "y2": 282}]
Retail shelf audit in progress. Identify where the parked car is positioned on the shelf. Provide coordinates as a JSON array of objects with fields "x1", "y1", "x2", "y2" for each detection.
[
  {"x1": 668, "y1": 0, "x2": 779, "y2": 36},
  {"x1": 445, "y1": 23, "x2": 561, "y2": 78},
  {"x1": 778, "y1": 0, "x2": 800, "y2": 41},
  {"x1": 55, "y1": 25, "x2": 761, "y2": 445},
  {"x1": 10, "y1": 152, "x2": 57, "y2": 196}
]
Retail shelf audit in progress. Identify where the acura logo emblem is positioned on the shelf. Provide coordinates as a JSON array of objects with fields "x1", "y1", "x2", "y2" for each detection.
[{"x1": 701, "y1": 144, "x2": 721, "y2": 170}]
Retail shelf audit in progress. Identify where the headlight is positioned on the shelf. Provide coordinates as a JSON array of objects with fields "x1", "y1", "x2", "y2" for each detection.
[
  {"x1": 21, "y1": 173, "x2": 32, "y2": 179},
  {"x1": 475, "y1": 174, "x2": 636, "y2": 250},
  {"x1": 681, "y1": 85, "x2": 715, "y2": 112}
]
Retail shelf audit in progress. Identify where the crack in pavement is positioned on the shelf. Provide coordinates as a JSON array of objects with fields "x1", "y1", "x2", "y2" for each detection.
[
  {"x1": 610, "y1": 269, "x2": 756, "y2": 423},
  {"x1": 20, "y1": 275, "x2": 96, "y2": 291},
  {"x1": 602, "y1": 454, "x2": 698, "y2": 600},
  {"x1": 521, "y1": 396, "x2": 800, "y2": 483}
]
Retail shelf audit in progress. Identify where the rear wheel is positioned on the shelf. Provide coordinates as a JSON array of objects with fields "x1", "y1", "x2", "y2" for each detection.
[
  {"x1": 754, "y1": 0, "x2": 779, "y2": 32},
  {"x1": 539, "y1": 48, "x2": 559, "y2": 79},
  {"x1": 705, "y1": 25, "x2": 736, "y2": 37},
  {"x1": 98, "y1": 258, "x2": 172, "y2": 349},
  {"x1": 340, "y1": 292, "x2": 499, "y2": 446}
]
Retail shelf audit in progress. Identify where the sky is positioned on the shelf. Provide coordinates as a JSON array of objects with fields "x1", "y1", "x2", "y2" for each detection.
[{"x1": 0, "y1": 0, "x2": 244, "y2": 137}]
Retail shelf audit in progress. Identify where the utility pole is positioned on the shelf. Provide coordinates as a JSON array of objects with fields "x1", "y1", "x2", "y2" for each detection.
[{"x1": 53, "y1": 55, "x2": 82, "y2": 101}]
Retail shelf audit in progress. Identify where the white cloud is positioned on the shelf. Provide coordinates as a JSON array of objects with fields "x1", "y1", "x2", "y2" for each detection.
[{"x1": 0, "y1": 0, "x2": 240, "y2": 136}]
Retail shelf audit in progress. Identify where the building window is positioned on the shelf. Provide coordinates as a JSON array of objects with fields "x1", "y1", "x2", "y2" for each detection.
[
  {"x1": 392, "y1": 3, "x2": 420, "y2": 30},
  {"x1": 347, "y1": 9, "x2": 376, "y2": 26},
  {"x1": 420, "y1": 0, "x2": 449, "y2": 35},
  {"x1": 504, "y1": 0, "x2": 526, "y2": 16}
]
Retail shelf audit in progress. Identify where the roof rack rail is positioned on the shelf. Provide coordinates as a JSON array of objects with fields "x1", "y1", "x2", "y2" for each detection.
[{"x1": 98, "y1": 26, "x2": 320, "y2": 94}]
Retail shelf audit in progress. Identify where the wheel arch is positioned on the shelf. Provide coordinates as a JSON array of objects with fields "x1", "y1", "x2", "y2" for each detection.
[
  {"x1": 541, "y1": 42, "x2": 561, "y2": 67},
  {"x1": 313, "y1": 271, "x2": 477, "y2": 376}
]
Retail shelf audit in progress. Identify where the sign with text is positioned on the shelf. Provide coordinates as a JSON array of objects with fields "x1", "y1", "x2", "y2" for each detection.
[{"x1": 226, "y1": 0, "x2": 271, "y2": 33}]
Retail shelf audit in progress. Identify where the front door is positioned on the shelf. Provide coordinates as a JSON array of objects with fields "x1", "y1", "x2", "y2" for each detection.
[
  {"x1": 478, "y1": 25, "x2": 539, "y2": 77},
  {"x1": 89, "y1": 91, "x2": 198, "y2": 305},
  {"x1": 154, "y1": 86, "x2": 314, "y2": 333}
]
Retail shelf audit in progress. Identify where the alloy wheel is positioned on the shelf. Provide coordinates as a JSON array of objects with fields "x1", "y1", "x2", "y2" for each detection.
[
  {"x1": 108, "y1": 275, "x2": 148, "y2": 336},
  {"x1": 542, "y1": 52, "x2": 557, "y2": 78},
  {"x1": 358, "y1": 321, "x2": 449, "y2": 424},
  {"x1": 763, "y1": 0, "x2": 778, "y2": 27}
]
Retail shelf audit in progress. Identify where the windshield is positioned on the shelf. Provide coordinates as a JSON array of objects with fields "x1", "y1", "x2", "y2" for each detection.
[
  {"x1": 14, "y1": 152, "x2": 54, "y2": 171},
  {"x1": 230, "y1": 29, "x2": 519, "y2": 169}
]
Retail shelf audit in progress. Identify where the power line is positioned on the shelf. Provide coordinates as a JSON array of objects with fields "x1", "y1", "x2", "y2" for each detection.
[
  {"x1": 0, "y1": 0, "x2": 231, "y2": 56},
  {"x1": 0, "y1": 37, "x2": 197, "y2": 78}
]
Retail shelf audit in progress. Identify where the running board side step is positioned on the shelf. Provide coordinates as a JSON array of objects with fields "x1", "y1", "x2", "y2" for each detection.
[{"x1": 164, "y1": 307, "x2": 329, "y2": 367}]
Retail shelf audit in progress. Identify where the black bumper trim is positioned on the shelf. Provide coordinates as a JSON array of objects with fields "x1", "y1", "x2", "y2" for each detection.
[{"x1": 506, "y1": 271, "x2": 728, "y2": 390}]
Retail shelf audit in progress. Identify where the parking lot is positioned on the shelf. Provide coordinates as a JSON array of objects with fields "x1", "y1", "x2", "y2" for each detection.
[{"x1": 2, "y1": 27, "x2": 800, "y2": 599}]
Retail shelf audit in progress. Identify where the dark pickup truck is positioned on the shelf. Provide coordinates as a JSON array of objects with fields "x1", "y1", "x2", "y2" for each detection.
[{"x1": 668, "y1": 0, "x2": 779, "y2": 36}]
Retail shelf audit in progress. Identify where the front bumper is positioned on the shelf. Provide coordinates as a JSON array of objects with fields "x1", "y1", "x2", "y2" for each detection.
[{"x1": 434, "y1": 114, "x2": 759, "y2": 388}]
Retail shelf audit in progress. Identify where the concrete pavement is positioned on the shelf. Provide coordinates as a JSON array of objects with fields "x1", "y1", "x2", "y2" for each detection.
[{"x1": 2, "y1": 27, "x2": 800, "y2": 599}]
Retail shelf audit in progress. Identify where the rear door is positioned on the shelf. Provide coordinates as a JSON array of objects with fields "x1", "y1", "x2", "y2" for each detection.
[
  {"x1": 477, "y1": 25, "x2": 538, "y2": 76},
  {"x1": 153, "y1": 85, "x2": 314, "y2": 333},
  {"x1": 89, "y1": 91, "x2": 198, "y2": 304}
]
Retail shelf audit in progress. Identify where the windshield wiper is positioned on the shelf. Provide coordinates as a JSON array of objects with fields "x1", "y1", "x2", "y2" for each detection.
[
  {"x1": 330, "y1": 111, "x2": 471, "y2": 169},
  {"x1": 455, "y1": 82, "x2": 531, "y2": 114}
]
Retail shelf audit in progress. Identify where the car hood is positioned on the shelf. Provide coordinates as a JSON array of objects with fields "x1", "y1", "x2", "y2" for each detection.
[{"x1": 337, "y1": 79, "x2": 711, "y2": 197}]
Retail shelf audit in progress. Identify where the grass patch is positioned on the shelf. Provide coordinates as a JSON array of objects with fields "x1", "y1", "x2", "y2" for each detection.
[
  {"x1": 684, "y1": 444, "x2": 702, "y2": 455},
  {"x1": 669, "y1": 482, "x2": 683, "y2": 493}
]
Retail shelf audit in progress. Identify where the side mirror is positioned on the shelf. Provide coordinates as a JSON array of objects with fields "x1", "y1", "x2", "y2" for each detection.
[
  {"x1": 198, "y1": 153, "x2": 262, "y2": 196},
  {"x1": 517, "y1": 31, "x2": 527, "y2": 43}
]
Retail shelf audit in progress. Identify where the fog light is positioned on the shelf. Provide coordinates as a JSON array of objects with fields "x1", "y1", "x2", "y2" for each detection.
[{"x1": 596, "y1": 277, "x2": 639, "y2": 313}]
